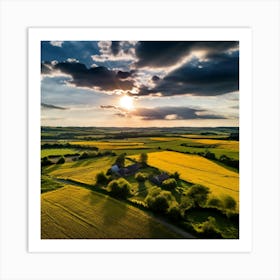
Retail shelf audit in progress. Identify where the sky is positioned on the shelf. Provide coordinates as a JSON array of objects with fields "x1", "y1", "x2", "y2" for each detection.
[{"x1": 41, "y1": 41, "x2": 239, "y2": 127}]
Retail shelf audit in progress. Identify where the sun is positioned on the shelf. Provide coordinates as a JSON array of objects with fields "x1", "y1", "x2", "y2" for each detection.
[{"x1": 119, "y1": 95, "x2": 134, "y2": 110}]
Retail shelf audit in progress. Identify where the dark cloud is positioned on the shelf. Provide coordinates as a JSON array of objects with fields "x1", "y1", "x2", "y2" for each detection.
[
  {"x1": 116, "y1": 70, "x2": 134, "y2": 79},
  {"x1": 42, "y1": 61, "x2": 135, "y2": 91},
  {"x1": 111, "y1": 41, "x2": 121, "y2": 56},
  {"x1": 137, "y1": 51, "x2": 239, "y2": 96},
  {"x1": 100, "y1": 105, "x2": 118, "y2": 109},
  {"x1": 41, "y1": 62, "x2": 53, "y2": 75},
  {"x1": 41, "y1": 103, "x2": 67, "y2": 110},
  {"x1": 152, "y1": 75, "x2": 160, "y2": 82},
  {"x1": 135, "y1": 41, "x2": 238, "y2": 68},
  {"x1": 132, "y1": 107, "x2": 226, "y2": 120},
  {"x1": 100, "y1": 104, "x2": 225, "y2": 120}
]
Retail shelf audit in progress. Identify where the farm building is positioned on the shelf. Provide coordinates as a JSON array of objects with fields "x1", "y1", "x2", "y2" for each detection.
[
  {"x1": 150, "y1": 173, "x2": 170, "y2": 185},
  {"x1": 111, "y1": 164, "x2": 120, "y2": 173},
  {"x1": 111, "y1": 163, "x2": 141, "y2": 177}
]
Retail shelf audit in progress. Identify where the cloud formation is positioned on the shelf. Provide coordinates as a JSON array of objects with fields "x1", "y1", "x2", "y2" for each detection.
[
  {"x1": 41, "y1": 61, "x2": 135, "y2": 91},
  {"x1": 41, "y1": 103, "x2": 67, "y2": 110},
  {"x1": 41, "y1": 41, "x2": 239, "y2": 98},
  {"x1": 135, "y1": 41, "x2": 238, "y2": 68},
  {"x1": 100, "y1": 104, "x2": 226, "y2": 121},
  {"x1": 50, "y1": 41, "x2": 64, "y2": 47},
  {"x1": 132, "y1": 107, "x2": 227, "y2": 120},
  {"x1": 137, "y1": 51, "x2": 239, "y2": 96}
]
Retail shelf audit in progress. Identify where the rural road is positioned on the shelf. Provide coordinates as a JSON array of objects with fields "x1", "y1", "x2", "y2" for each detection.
[{"x1": 52, "y1": 177, "x2": 195, "y2": 239}]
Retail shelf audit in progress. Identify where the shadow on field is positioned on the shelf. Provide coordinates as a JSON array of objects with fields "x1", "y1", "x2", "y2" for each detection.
[
  {"x1": 100, "y1": 197, "x2": 128, "y2": 228},
  {"x1": 44, "y1": 164, "x2": 61, "y2": 173},
  {"x1": 71, "y1": 159, "x2": 91, "y2": 168}
]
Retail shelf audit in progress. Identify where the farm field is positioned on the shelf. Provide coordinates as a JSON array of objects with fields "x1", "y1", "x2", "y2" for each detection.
[
  {"x1": 41, "y1": 126, "x2": 239, "y2": 239},
  {"x1": 130, "y1": 151, "x2": 239, "y2": 205},
  {"x1": 69, "y1": 140, "x2": 146, "y2": 150},
  {"x1": 44, "y1": 157, "x2": 115, "y2": 185},
  {"x1": 41, "y1": 185, "x2": 185, "y2": 239},
  {"x1": 41, "y1": 148, "x2": 79, "y2": 158}
]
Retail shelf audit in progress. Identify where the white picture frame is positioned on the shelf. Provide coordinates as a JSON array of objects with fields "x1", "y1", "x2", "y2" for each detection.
[
  {"x1": 29, "y1": 27, "x2": 251, "y2": 253},
  {"x1": 1, "y1": 0, "x2": 279, "y2": 279}
]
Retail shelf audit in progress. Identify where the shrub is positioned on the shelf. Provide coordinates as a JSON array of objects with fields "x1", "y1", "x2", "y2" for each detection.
[
  {"x1": 145, "y1": 187, "x2": 175, "y2": 214},
  {"x1": 208, "y1": 196, "x2": 223, "y2": 209},
  {"x1": 135, "y1": 172, "x2": 146, "y2": 182},
  {"x1": 185, "y1": 184, "x2": 210, "y2": 208},
  {"x1": 114, "y1": 153, "x2": 126, "y2": 168},
  {"x1": 41, "y1": 157, "x2": 53, "y2": 166},
  {"x1": 56, "y1": 156, "x2": 65, "y2": 164},
  {"x1": 167, "y1": 206, "x2": 182, "y2": 222},
  {"x1": 204, "y1": 151, "x2": 216, "y2": 160},
  {"x1": 223, "y1": 195, "x2": 237, "y2": 211},
  {"x1": 179, "y1": 196, "x2": 193, "y2": 211},
  {"x1": 107, "y1": 178, "x2": 131, "y2": 199},
  {"x1": 146, "y1": 195, "x2": 169, "y2": 214},
  {"x1": 79, "y1": 151, "x2": 98, "y2": 159},
  {"x1": 162, "y1": 178, "x2": 177, "y2": 190},
  {"x1": 199, "y1": 216, "x2": 222, "y2": 238},
  {"x1": 139, "y1": 152, "x2": 148, "y2": 165},
  {"x1": 96, "y1": 171, "x2": 109, "y2": 185},
  {"x1": 170, "y1": 171, "x2": 180, "y2": 180},
  {"x1": 79, "y1": 152, "x2": 89, "y2": 159}
]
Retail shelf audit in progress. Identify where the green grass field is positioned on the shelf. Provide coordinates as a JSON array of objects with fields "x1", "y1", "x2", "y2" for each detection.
[
  {"x1": 43, "y1": 156, "x2": 116, "y2": 185},
  {"x1": 41, "y1": 175, "x2": 64, "y2": 193},
  {"x1": 41, "y1": 148, "x2": 79, "y2": 158},
  {"x1": 41, "y1": 185, "x2": 185, "y2": 239}
]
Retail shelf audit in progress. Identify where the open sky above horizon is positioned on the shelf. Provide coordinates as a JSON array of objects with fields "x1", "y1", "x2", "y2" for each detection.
[{"x1": 41, "y1": 41, "x2": 239, "y2": 127}]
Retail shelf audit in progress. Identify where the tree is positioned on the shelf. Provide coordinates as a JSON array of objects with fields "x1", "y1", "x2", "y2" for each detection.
[
  {"x1": 107, "y1": 178, "x2": 131, "y2": 199},
  {"x1": 139, "y1": 152, "x2": 148, "y2": 165},
  {"x1": 171, "y1": 171, "x2": 180, "y2": 180},
  {"x1": 96, "y1": 171, "x2": 109, "y2": 185},
  {"x1": 56, "y1": 156, "x2": 65, "y2": 164},
  {"x1": 162, "y1": 178, "x2": 177, "y2": 190},
  {"x1": 41, "y1": 157, "x2": 53, "y2": 166},
  {"x1": 145, "y1": 187, "x2": 174, "y2": 214},
  {"x1": 115, "y1": 153, "x2": 126, "y2": 168},
  {"x1": 204, "y1": 151, "x2": 216, "y2": 160},
  {"x1": 135, "y1": 172, "x2": 146, "y2": 182},
  {"x1": 186, "y1": 184, "x2": 210, "y2": 208},
  {"x1": 146, "y1": 195, "x2": 169, "y2": 214},
  {"x1": 223, "y1": 195, "x2": 237, "y2": 211},
  {"x1": 208, "y1": 197, "x2": 223, "y2": 209},
  {"x1": 167, "y1": 206, "x2": 182, "y2": 222},
  {"x1": 199, "y1": 216, "x2": 222, "y2": 238}
]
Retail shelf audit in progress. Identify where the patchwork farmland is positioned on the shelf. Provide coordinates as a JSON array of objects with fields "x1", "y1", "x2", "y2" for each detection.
[{"x1": 41, "y1": 126, "x2": 239, "y2": 239}]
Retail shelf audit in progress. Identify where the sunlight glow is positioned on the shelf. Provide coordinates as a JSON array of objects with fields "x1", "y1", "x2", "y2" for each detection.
[{"x1": 119, "y1": 95, "x2": 134, "y2": 110}]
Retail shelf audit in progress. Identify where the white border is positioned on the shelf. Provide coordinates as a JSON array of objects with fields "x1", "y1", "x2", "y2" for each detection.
[{"x1": 28, "y1": 27, "x2": 252, "y2": 253}]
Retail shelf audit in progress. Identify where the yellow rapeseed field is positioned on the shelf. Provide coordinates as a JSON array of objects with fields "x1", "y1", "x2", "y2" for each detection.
[
  {"x1": 131, "y1": 151, "x2": 239, "y2": 205},
  {"x1": 192, "y1": 139, "x2": 239, "y2": 151},
  {"x1": 41, "y1": 186, "x2": 183, "y2": 239}
]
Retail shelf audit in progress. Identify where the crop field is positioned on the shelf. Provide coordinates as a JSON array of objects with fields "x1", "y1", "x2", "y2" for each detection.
[
  {"x1": 180, "y1": 134, "x2": 229, "y2": 139},
  {"x1": 192, "y1": 139, "x2": 239, "y2": 151},
  {"x1": 40, "y1": 126, "x2": 239, "y2": 239},
  {"x1": 41, "y1": 148, "x2": 79, "y2": 158},
  {"x1": 69, "y1": 141, "x2": 146, "y2": 150},
  {"x1": 130, "y1": 151, "x2": 239, "y2": 205},
  {"x1": 44, "y1": 157, "x2": 115, "y2": 185},
  {"x1": 41, "y1": 185, "x2": 184, "y2": 239}
]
